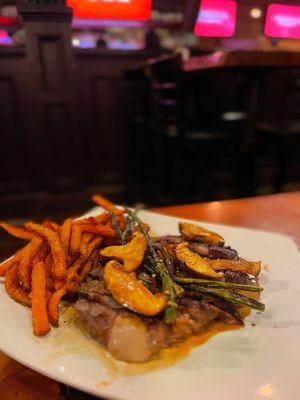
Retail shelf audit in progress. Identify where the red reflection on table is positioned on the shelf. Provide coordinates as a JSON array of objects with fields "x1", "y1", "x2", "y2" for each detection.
[
  {"x1": 265, "y1": 4, "x2": 300, "y2": 39},
  {"x1": 193, "y1": 0, "x2": 237, "y2": 37},
  {"x1": 67, "y1": 0, "x2": 151, "y2": 21}
]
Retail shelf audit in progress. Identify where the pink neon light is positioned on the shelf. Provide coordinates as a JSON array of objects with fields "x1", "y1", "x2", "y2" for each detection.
[
  {"x1": 0, "y1": 30, "x2": 10, "y2": 45},
  {"x1": 193, "y1": 0, "x2": 237, "y2": 37},
  {"x1": 265, "y1": 4, "x2": 300, "y2": 39}
]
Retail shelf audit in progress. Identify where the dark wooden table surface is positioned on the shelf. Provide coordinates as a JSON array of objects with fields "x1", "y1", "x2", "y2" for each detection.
[{"x1": 0, "y1": 192, "x2": 299, "y2": 399}]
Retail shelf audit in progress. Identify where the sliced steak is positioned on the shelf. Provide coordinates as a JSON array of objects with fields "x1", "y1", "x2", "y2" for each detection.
[
  {"x1": 75, "y1": 299, "x2": 117, "y2": 344},
  {"x1": 75, "y1": 299, "x2": 161, "y2": 363},
  {"x1": 184, "y1": 291, "x2": 243, "y2": 325},
  {"x1": 79, "y1": 280, "x2": 122, "y2": 310},
  {"x1": 75, "y1": 286, "x2": 242, "y2": 363},
  {"x1": 107, "y1": 314, "x2": 155, "y2": 363}
]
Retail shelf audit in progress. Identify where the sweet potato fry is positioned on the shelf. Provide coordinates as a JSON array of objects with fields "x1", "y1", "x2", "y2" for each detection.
[
  {"x1": 86, "y1": 236, "x2": 103, "y2": 256},
  {"x1": 38, "y1": 243, "x2": 50, "y2": 262},
  {"x1": 25, "y1": 222, "x2": 67, "y2": 280},
  {"x1": 18, "y1": 236, "x2": 43, "y2": 290},
  {"x1": 0, "y1": 222, "x2": 34, "y2": 241},
  {"x1": 44, "y1": 252, "x2": 52, "y2": 274},
  {"x1": 47, "y1": 288, "x2": 67, "y2": 326},
  {"x1": 91, "y1": 194, "x2": 123, "y2": 216},
  {"x1": 79, "y1": 251, "x2": 97, "y2": 282},
  {"x1": 43, "y1": 220, "x2": 59, "y2": 232},
  {"x1": 117, "y1": 214, "x2": 126, "y2": 231},
  {"x1": 0, "y1": 246, "x2": 26, "y2": 277},
  {"x1": 31, "y1": 261, "x2": 50, "y2": 336},
  {"x1": 94, "y1": 212, "x2": 110, "y2": 224},
  {"x1": 65, "y1": 233, "x2": 92, "y2": 277},
  {"x1": 4, "y1": 263, "x2": 31, "y2": 307},
  {"x1": 79, "y1": 233, "x2": 93, "y2": 254},
  {"x1": 54, "y1": 280, "x2": 65, "y2": 291},
  {"x1": 66, "y1": 280, "x2": 79, "y2": 292},
  {"x1": 60, "y1": 218, "x2": 72, "y2": 256},
  {"x1": 105, "y1": 220, "x2": 113, "y2": 229},
  {"x1": 67, "y1": 236, "x2": 102, "y2": 281},
  {"x1": 73, "y1": 214, "x2": 112, "y2": 228},
  {"x1": 80, "y1": 224, "x2": 115, "y2": 238},
  {"x1": 69, "y1": 225, "x2": 82, "y2": 255},
  {"x1": 0, "y1": 259, "x2": 11, "y2": 277},
  {"x1": 73, "y1": 217, "x2": 98, "y2": 226},
  {"x1": 46, "y1": 277, "x2": 55, "y2": 291}
]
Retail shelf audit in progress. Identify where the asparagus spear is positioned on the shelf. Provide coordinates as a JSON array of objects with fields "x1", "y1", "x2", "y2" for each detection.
[
  {"x1": 125, "y1": 208, "x2": 183, "y2": 323},
  {"x1": 174, "y1": 276, "x2": 263, "y2": 292},
  {"x1": 121, "y1": 215, "x2": 134, "y2": 243},
  {"x1": 185, "y1": 284, "x2": 265, "y2": 311},
  {"x1": 109, "y1": 211, "x2": 124, "y2": 244}
]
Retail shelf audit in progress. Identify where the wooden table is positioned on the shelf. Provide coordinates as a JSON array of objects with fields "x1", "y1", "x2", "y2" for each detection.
[
  {"x1": 1, "y1": 192, "x2": 299, "y2": 399},
  {"x1": 184, "y1": 51, "x2": 300, "y2": 72},
  {"x1": 154, "y1": 192, "x2": 300, "y2": 248}
]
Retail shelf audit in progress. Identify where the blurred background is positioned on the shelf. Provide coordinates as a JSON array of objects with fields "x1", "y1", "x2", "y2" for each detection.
[{"x1": 1, "y1": 0, "x2": 300, "y2": 224}]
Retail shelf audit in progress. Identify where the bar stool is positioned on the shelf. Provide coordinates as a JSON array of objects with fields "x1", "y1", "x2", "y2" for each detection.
[
  {"x1": 256, "y1": 68, "x2": 300, "y2": 192},
  {"x1": 147, "y1": 58, "x2": 250, "y2": 203}
]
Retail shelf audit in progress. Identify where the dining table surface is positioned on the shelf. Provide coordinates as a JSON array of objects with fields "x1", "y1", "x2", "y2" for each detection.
[
  {"x1": 0, "y1": 191, "x2": 299, "y2": 400},
  {"x1": 183, "y1": 50, "x2": 300, "y2": 72}
]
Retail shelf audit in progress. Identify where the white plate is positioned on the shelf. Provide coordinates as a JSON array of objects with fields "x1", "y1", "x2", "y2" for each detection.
[{"x1": 0, "y1": 209, "x2": 300, "y2": 400}]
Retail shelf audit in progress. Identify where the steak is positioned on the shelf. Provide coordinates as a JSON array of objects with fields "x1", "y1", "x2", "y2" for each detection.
[{"x1": 75, "y1": 281, "x2": 242, "y2": 363}]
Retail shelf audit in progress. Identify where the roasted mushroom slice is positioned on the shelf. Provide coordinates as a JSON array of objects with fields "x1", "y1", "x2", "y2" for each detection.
[
  {"x1": 209, "y1": 259, "x2": 261, "y2": 277},
  {"x1": 188, "y1": 242, "x2": 210, "y2": 257},
  {"x1": 176, "y1": 243, "x2": 223, "y2": 280},
  {"x1": 100, "y1": 232, "x2": 146, "y2": 272},
  {"x1": 179, "y1": 222, "x2": 224, "y2": 246},
  {"x1": 104, "y1": 261, "x2": 168, "y2": 316}
]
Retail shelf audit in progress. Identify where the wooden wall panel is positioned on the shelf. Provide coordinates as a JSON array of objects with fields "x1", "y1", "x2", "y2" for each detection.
[
  {"x1": 89, "y1": 76, "x2": 127, "y2": 183},
  {"x1": 38, "y1": 36, "x2": 67, "y2": 91},
  {"x1": 44, "y1": 102, "x2": 77, "y2": 187},
  {"x1": 0, "y1": 12, "x2": 159, "y2": 217},
  {"x1": 0, "y1": 75, "x2": 28, "y2": 191},
  {"x1": 74, "y1": 49, "x2": 159, "y2": 188}
]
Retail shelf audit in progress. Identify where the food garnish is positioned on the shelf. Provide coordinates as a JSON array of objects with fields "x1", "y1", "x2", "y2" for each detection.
[
  {"x1": 100, "y1": 232, "x2": 146, "y2": 272},
  {"x1": 179, "y1": 221, "x2": 224, "y2": 245},
  {"x1": 0, "y1": 195, "x2": 265, "y2": 361},
  {"x1": 104, "y1": 260, "x2": 167, "y2": 316},
  {"x1": 176, "y1": 242, "x2": 223, "y2": 280}
]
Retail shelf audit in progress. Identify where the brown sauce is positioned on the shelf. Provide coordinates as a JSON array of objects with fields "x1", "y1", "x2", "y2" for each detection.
[{"x1": 46, "y1": 306, "x2": 244, "y2": 379}]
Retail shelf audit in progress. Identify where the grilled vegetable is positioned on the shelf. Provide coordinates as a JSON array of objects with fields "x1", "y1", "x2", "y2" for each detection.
[
  {"x1": 209, "y1": 246, "x2": 238, "y2": 260},
  {"x1": 104, "y1": 260, "x2": 167, "y2": 316},
  {"x1": 176, "y1": 243, "x2": 223, "y2": 280},
  {"x1": 179, "y1": 222, "x2": 224, "y2": 246},
  {"x1": 100, "y1": 232, "x2": 147, "y2": 272},
  {"x1": 185, "y1": 285, "x2": 265, "y2": 311},
  {"x1": 188, "y1": 242, "x2": 210, "y2": 257},
  {"x1": 209, "y1": 259, "x2": 261, "y2": 277},
  {"x1": 173, "y1": 276, "x2": 263, "y2": 292},
  {"x1": 109, "y1": 211, "x2": 124, "y2": 244},
  {"x1": 125, "y1": 208, "x2": 182, "y2": 324}
]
